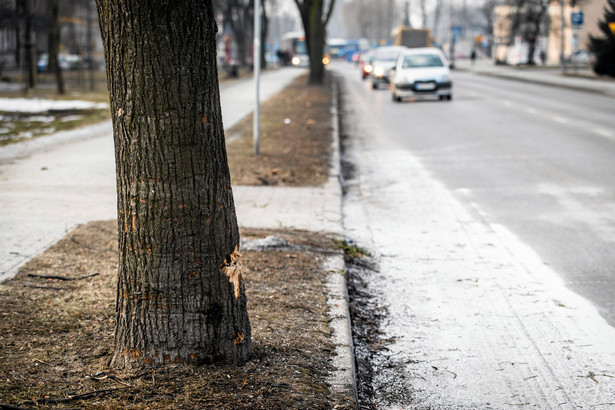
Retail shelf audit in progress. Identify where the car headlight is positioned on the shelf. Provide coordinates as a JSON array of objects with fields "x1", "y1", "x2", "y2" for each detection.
[
  {"x1": 291, "y1": 56, "x2": 301, "y2": 66},
  {"x1": 439, "y1": 74, "x2": 451, "y2": 83},
  {"x1": 374, "y1": 66, "x2": 385, "y2": 77},
  {"x1": 364, "y1": 64, "x2": 373, "y2": 73}
]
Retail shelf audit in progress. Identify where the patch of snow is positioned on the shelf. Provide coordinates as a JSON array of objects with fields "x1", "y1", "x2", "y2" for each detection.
[
  {"x1": 25, "y1": 115, "x2": 55, "y2": 123},
  {"x1": 60, "y1": 115, "x2": 84, "y2": 122},
  {"x1": 240, "y1": 235, "x2": 291, "y2": 251},
  {"x1": 0, "y1": 97, "x2": 108, "y2": 113}
]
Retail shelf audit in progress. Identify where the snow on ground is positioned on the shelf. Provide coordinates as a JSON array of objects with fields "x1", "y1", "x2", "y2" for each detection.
[
  {"x1": 344, "y1": 145, "x2": 615, "y2": 409},
  {"x1": 0, "y1": 97, "x2": 108, "y2": 113}
]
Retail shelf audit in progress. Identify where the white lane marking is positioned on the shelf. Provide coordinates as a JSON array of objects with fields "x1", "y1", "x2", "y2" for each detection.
[
  {"x1": 592, "y1": 127, "x2": 615, "y2": 139},
  {"x1": 552, "y1": 115, "x2": 570, "y2": 124}
]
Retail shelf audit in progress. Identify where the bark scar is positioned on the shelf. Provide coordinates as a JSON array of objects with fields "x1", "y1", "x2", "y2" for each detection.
[{"x1": 221, "y1": 245, "x2": 243, "y2": 300}]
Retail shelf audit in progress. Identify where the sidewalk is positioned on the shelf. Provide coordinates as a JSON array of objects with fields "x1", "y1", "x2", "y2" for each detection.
[
  {"x1": 0, "y1": 67, "x2": 307, "y2": 283},
  {"x1": 232, "y1": 79, "x2": 355, "y2": 404},
  {"x1": 455, "y1": 58, "x2": 615, "y2": 97},
  {"x1": 0, "y1": 71, "x2": 357, "y2": 407}
]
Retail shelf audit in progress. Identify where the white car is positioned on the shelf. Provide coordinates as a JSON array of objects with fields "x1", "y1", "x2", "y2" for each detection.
[{"x1": 391, "y1": 48, "x2": 452, "y2": 102}]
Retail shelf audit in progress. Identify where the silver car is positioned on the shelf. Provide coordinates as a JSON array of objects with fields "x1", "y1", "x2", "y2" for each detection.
[{"x1": 391, "y1": 48, "x2": 452, "y2": 102}]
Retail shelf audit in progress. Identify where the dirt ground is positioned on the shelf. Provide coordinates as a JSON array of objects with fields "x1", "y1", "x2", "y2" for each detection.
[{"x1": 0, "y1": 72, "x2": 354, "y2": 409}]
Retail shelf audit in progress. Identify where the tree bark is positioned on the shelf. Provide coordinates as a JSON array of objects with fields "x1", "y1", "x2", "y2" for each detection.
[{"x1": 96, "y1": 0, "x2": 252, "y2": 368}]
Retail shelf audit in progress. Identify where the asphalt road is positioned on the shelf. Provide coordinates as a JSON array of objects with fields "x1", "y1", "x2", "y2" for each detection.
[
  {"x1": 335, "y1": 61, "x2": 615, "y2": 408},
  {"x1": 343, "y1": 63, "x2": 615, "y2": 326}
]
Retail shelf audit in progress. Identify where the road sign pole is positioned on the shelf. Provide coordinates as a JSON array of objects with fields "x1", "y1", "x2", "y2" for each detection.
[{"x1": 560, "y1": 0, "x2": 566, "y2": 73}]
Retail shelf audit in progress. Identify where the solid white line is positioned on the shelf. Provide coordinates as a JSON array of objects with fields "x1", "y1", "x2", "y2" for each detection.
[
  {"x1": 525, "y1": 107, "x2": 538, "y2": 115},
  {"x1": 551, "y1": 116, "x2": 570, "y2": 124},
  {"x1": 591, "y1": 128, "x2": 615, "y2": 139}
]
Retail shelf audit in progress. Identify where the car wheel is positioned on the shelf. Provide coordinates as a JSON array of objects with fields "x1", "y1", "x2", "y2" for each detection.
[
  {"x1": 447, "y1": 95, "x2": 453, "y2": 101},
  {"x1": 392, "y1": 92, "x2": 399, "y2": 102},
  {"x1": 372, "y1": 82, "x2": 378, "y2": 90},
  {"x1": 438, "y1": 95, "x2": 445, "y2": 101}
]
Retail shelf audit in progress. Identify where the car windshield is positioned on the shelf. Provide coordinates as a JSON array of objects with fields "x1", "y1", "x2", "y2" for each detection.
[
  {"x1": 374, "y1": 50, "x2": 399, "y2": 62},
  {"x1": 402, "y1": 54, "x2": 444, "y2": 68}
]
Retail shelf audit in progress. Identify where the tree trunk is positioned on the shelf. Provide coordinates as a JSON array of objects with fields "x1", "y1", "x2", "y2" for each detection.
[
  {"x1": 21, "y1": 0, "x2": 36, "y2": 89},
  {"x1": 527, "y1": 36, "x2": 536, "y2": 65},
  {"x1": 48, "y1": 0, "x2": 64, "y2": 94},
  {"x1": 308, "y1": 0, "x2": 325, "y2": 84},
  {"x1": 96, "y1": 0, "x2": 252, "y2": 369}
]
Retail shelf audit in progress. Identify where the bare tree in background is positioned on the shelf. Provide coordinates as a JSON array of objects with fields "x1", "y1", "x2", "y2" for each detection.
[
  {"x1": 480, "y1": 0, "x2": 498, "y2": 57},
  {"x1": 17, "y1": 0, "x2": 37, "y2": 89},
  {"x1": 48, "y1": 0, "x2": 64, "y2": 94},
  {"x1": 294, "y1": 0, "x2": 336, "y2": 84},
  {"x1": 432, "y1": 0, "x2": 443, "y2": 41},
  {"x1": 508, "y1": 0, "x2": 549, "y2": 65},
  {"x1": 213, "y1": 0, "x2": 253, "y2": 67},
  {"x1": 343, "y1": 0, "x2": 396, "y2": 43},
  {"x1": 420, "y1": 0, "x2": 428, "y2": 28}
]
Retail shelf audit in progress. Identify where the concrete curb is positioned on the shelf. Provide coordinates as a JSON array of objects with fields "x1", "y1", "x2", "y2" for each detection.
[
  {"x1": 324, "y1": 74, "x2": 358, "y2": 407},
  {"x1": 455, "y1": 65, "x2": 615, "y2": 98}
]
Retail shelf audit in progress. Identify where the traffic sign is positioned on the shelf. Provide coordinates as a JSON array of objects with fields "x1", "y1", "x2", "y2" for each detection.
[{"x1": 571, "y1": 12, "x2": 583, "y2": 27}]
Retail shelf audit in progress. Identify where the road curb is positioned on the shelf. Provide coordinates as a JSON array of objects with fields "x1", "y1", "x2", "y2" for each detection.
[
  {"x1": 455, "y1": 66, "x2": 615, "y2": 97},
  {"x1": 324, "y1": 74, "x2": 358, "y2": 408}
]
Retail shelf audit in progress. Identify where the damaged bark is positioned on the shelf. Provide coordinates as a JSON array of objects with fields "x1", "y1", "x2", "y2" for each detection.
[{"x1": 96, "y1": 0, "x2": 252, "y2": 368}]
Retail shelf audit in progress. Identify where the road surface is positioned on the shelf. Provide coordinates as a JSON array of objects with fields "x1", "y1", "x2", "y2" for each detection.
[{"x1": 335, "y1": 61, "x2": 615, "y2": 408}]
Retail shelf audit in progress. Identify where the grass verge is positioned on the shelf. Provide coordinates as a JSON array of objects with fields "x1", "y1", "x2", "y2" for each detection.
[
  {"x1": 0, "y1": 222, "x2": 353, "y2": 409},
  {"x1": 226, "y1": 72, "x2": 332, "y2": 186}
]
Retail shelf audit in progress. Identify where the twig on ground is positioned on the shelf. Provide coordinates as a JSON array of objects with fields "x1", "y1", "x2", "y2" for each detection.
[
  {"x1": 23, "y1": 284, "x2": 63, "y2": 291},
  {"x1": 108, "y1": 375, "x2": 135, "y2": 388},
  {"x1": 0, "y1": 403, "x2": 31, "y2": 410},
  {"x1": 22, "y1": 387, "x2": 128, "y2": 405},
  {"x1": 32, "y1": 358, "x2": 52, "y2": 367},
  {"x1": 27, "y1": 273, "x2": 99, "y2": 281}
]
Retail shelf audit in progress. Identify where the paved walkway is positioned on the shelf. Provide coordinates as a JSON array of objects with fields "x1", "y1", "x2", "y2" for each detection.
[
  {"x1": 0, "y1": 67, "x2": 321, "y2": 282},
  {"x1": 455, "y1": 58, "x2": 615, "y2": 97}
]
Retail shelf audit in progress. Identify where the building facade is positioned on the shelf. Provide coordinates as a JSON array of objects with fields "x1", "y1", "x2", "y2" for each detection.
[{"x1": 493, "y1": 0, "x2": 608, "y2": 65}]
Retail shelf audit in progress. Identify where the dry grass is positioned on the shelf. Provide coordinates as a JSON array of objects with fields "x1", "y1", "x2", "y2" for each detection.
[
  {"x1": 0, "y1": 70, "x2": 349, "y2": 408},
  {"x1": 226, "y1": 73, "x2": 332, "y2": 186},
  {"x1": 0, "y1": 222, "x2": 353, "y2": 409}
]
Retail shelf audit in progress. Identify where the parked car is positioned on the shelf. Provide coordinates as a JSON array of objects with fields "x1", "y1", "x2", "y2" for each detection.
[
  {"x1": 390, "y1": 47, "x2": 452, "y2": 102},
  {"x1": 569, "y1": 50, "x2": 595, "y2": 65},
  {"x1": 37, "y1": 53, "x2": 81, "y2": 72},
  {"x1": 370, "y1": 46, "x2": 408, "y2": 89}
]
